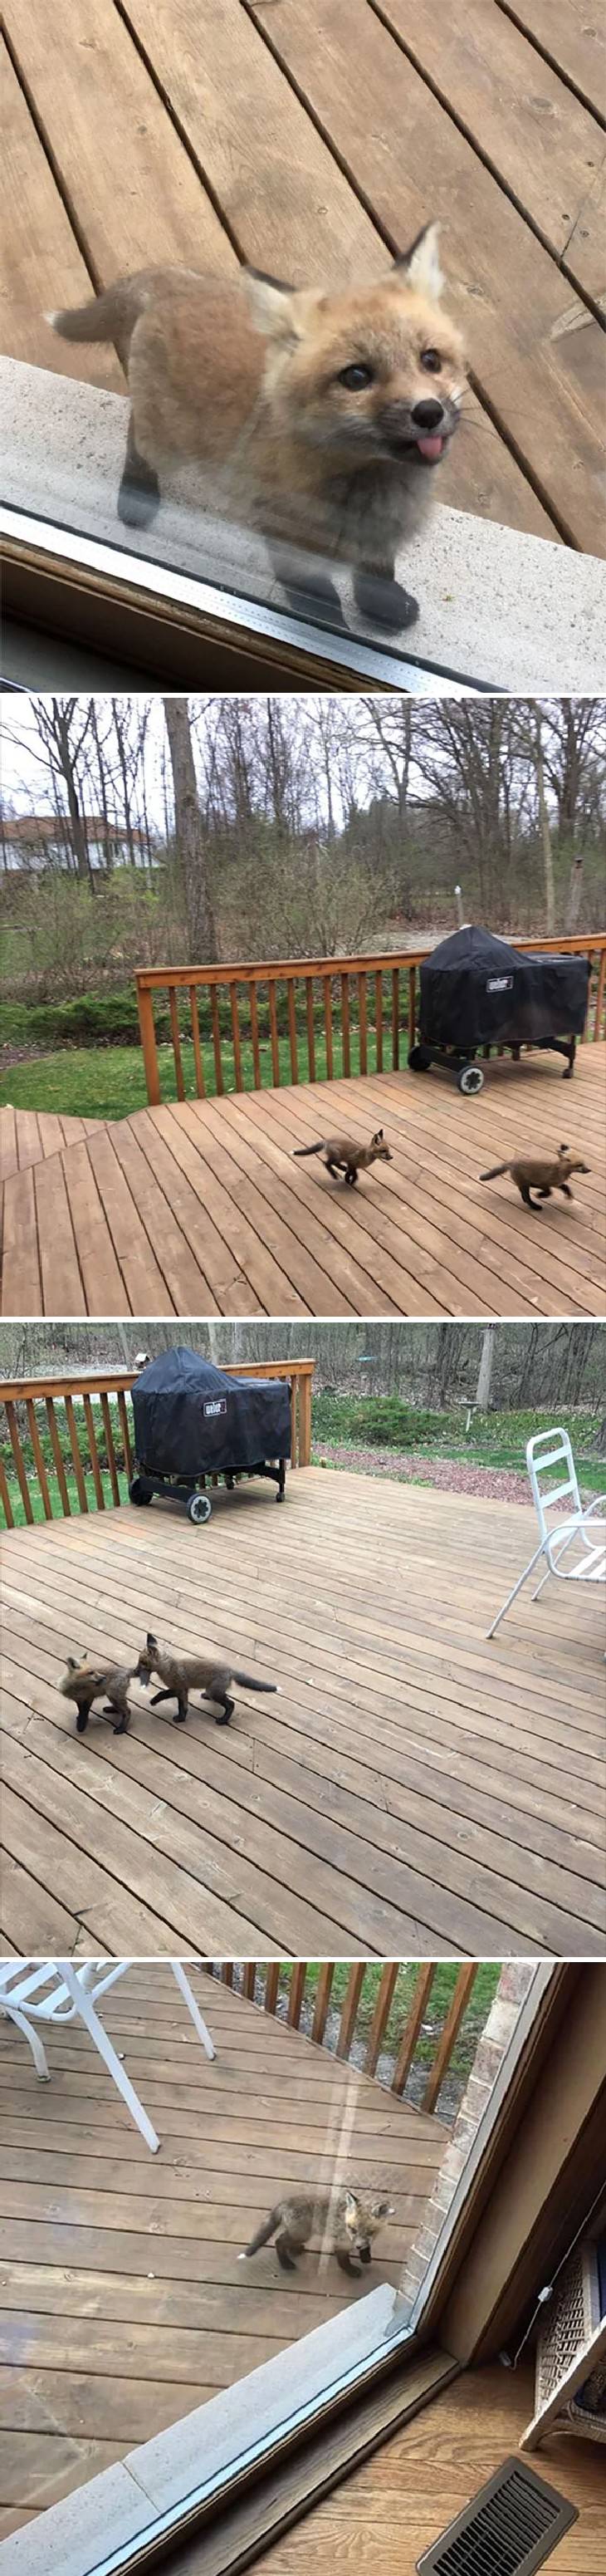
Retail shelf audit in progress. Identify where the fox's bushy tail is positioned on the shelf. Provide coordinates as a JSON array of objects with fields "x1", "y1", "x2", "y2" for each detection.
[
  {"x1": 239, "y1": 2207, "x2": 281, "y2": 2260},
  {"x1": 480, "y1": 1160, "x2": 510, "y2": 1181},
  {"x1": 232, "y1": 1672, "x2": 281, "y2": 1694},
  {"x1": 293, "y1": 1142, "x2": 324, "y2": 1158},
  {"x1": 48, "y1": 278, "x2": 147, "y2": 359}
]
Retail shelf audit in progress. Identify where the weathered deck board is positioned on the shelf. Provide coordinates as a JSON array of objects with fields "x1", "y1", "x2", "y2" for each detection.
[
  {"x1": 1, "y1": 1474, "x2": 604, "y2": 1959},
  {"x1": 369, "y1": 0, "x2": 605, "y2": 299},
  {"x1": 2, "y1": 1048, "x2": 604, "y2": 1317},
  {"x1": 0, "y1": 1106, "x2": 101, "y2": 1180},
  {"x1": 243, "y1": 0, "x2": 605, "y2": 551},
  {"x1": 0, "y1": 1965, "x2": 444, "y2": 2534},
  {"x1": 2, "y1": 0, "x2": 604, "y2": 543}
]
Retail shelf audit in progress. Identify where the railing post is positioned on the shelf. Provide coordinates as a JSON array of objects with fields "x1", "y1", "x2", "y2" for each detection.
[
  {"x1": 298, "y1": 1367, "x2": 312, "y2": 1467},
  {"x1": 593, "y1": 947, "x2": 606, "y2": 1041},
  {"x1": 422, "y1": 1965, "x2": 477, "y2": 2113},
  {"x1": 136, "y1": 979, "x2": 161, "y2": 1107}
]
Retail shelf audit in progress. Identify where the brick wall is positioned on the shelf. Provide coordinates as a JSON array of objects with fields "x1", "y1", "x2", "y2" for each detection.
[{"x1": 400, "y1": 1960, "x2": 537, "y2": 2308}]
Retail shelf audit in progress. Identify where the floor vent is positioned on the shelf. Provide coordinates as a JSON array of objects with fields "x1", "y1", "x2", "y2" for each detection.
[{"x1": 416, "y1": 2455, "x2": 579, "y2": 2574}]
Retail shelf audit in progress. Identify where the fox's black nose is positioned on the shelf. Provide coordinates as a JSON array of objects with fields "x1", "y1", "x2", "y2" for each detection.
[{"x1": 411, "y1": 399, "x2": 445, "y2": 429}]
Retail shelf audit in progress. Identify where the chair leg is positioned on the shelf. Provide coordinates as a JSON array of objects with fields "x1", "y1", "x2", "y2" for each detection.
[
  {"x1": 486, "y1": 1540, "x2": 546, "y2": 1639},
  {"x1": 58, "y1": 1961, "x2": 160, "y2": 2152},
  {"x1": 530, "y1": 1563, "x2": 552, "y2": 1601},
  {"x1": 169, "y1": 1960, "x2": 216, "y2": 2060},
  {"x1": 0, "y1": 2004, "x2": 51, "y2": 2080}
]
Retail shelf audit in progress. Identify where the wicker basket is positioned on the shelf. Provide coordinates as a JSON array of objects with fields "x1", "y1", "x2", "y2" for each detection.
[{"x1": 535, "y1": 2240, "x2": 605, "y2": 2446}]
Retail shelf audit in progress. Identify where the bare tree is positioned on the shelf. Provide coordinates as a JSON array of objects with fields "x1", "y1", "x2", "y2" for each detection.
[{"x1": 163, "y1": 696, "x2": 217, "y2": 958}]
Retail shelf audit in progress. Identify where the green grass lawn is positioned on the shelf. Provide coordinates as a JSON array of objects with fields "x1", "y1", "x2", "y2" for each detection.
[
  {"x1": 254, "y1": 1960, "x2": 501, "y2": 2094},
  {"x1": 0, "y1": 1022, "x2": 395, "y2": 1121}
]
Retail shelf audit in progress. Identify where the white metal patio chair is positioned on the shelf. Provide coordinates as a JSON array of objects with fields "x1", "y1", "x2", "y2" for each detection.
[
  {"x1": 487, "y1": 1427, "x2": 606, "y2": 1641},
  {"x1": 0, "y1": 1958, "x2": 215, "y2": 2153}
]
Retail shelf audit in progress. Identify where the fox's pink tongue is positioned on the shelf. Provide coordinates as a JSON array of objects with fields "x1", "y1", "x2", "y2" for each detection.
[{"x1": 416, "y1": 432, "x2": 444, "y2": 459}]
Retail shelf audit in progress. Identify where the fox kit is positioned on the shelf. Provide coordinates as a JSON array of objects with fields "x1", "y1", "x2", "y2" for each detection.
[
  {"x1": 135, "y1": 1632, "x2": 281, "y2": 1726},
  {"x1": 480, "y1": 1143, "x2": 590, "y2": 1210},
  {"x1": 59, "y1": 1656, "x2": 134, "y2": 1735},
  {"x1": 240, "y1": 2186, "x2": 395, "y2": 2275},
  {"x1": 48, "y1": 223, "x2": 465, "y2": 632},
  {"x1": 294, "y1": 1129, "x2": 393, "y2": 1185}
]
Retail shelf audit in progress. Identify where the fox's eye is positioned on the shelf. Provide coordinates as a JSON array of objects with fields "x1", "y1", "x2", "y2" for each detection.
[
  {"x1": 337, "y1": 361, "x2": 374, "y2": 390},
  {"x1": 420, "y1": 347, "x2": 442, "y2": 372}
]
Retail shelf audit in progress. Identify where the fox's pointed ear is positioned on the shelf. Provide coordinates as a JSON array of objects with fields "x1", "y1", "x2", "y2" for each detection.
[
  {"x1": 146, "y1": 1631, "x2": 157, "y2": 1649},
  {"x1": 344, "y1": 2191, "x2": 358, "y2": 2218},
  {"x1": 393, "y1": 221, "x2": 443, "y2": 302},
  {"x1": 243, "y1": 267, "x2": 301, "y2": 340}
]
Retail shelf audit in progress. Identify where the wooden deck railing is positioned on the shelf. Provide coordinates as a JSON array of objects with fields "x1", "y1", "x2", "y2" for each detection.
[
  {"x1": 212, "y1": 1960, "x2": 480, "y2": 2114},
  {"x1": 135, "y1": 933, "x2": 606, "y2": 1105},
  {"x1": 0, "y1": 1358, "x2": 315, "y2": 1528}
]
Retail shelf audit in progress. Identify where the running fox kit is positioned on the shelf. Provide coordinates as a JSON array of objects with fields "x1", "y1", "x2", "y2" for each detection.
[
  {"x1": 49, "y1": 223, "x2": 466, "y2": 632},
  {"x1": 59, "y1": 1656, "x2": 134, "y2": 1735},
  {"x1": 480, "y1": 1144, "x2": 590, "y2": 1210},
  {"x1": 241, "y1": 2187, "x2": 395, "y2": 2275},
  {"x1": 135, "y1": 1632, "x2": 281, "y2": 1726},
  {"x1": 294, "y1": 1130, "x2": 393, "y2": 1184}
]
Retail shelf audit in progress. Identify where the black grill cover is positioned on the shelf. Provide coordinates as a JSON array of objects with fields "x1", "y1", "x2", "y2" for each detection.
[
  {"x1": 418, "y1": 926, "x2": 589, "y2": 1050},
  {"x1": 131, "y1": 1347, "x2": 291, "y2": 1477}
]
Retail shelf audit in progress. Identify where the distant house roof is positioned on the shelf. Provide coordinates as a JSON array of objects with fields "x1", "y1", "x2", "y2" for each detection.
[{"x1": 2, "y1": 814, "x2": 148, "y2": 844}]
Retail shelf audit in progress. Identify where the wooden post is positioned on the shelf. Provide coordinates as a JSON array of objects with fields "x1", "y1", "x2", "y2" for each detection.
[
  {"x1": 229, "y1": 985, "x2": 243, "y2": 1092},
  {"x1": 287, "y1": 979, "x2": 298, "y2": 1082},
  {"x1": 289, "y1": 1376, "x2": 298, "y2": 1468},
  {"x1": 5, "y1": 1404, "x2": 33, "y2": 1524},
  {"x1": 298, "y1": 1368, "x2": 312, "y2": 1468},
  {"x1": 287, "y1": 1965, "x2": 307, "y2": 2027},
  {"x1": 25, "y1": 1399, "x2": 52, "y2": 1520},
  {"x1": 46, "y1": 1398, "x2": 71, "y2": 1514},
  {"x1": 264, "y1": 1964, "x2": 281, "y2": 2015},
  {"x1": 592, "y1": 946, "x2": 605, "y2": 1041},
  {"x1": 408, "y1": 965, "x2": 417, "y2": 1047},
  {"x1": 341, "y1": 974, "x2": 350, "y2": 1075},
  {"x1": 423, "y1": 1965, "x2": 477, "y2": 2114},
  {"x1": 189, "y1": 985, "x2": 205, "y2": 1097},
  {"x1": 169, "y1": 986, "x2": 186, "y2": 1102},
  {"x1": 374, "y1": 972, "x2": 384, "y2": 1072},
  {"x1": 242, "y1": 1964, "x2": 257, "y2": 2000},
  {"x1": 323, "y1": 974, "x2": 333, "y2": 1077},
  {"x1": 65, "y1": 1396, "x2": 89, "y2": 1513},
  {"x1": 268, "y1": 983, "x2": 281, "y2": 1086},
  {"x1": 392, "y1": 969, "x2": 400, "y2": 1070},
  {"x1": 100, "y1": 1394, "x2": 120, "y2": 1505},
  {"x1": 82, "y1": 1395, "x2": 105, "y2": 1511},
  {"x1": 136, "y1": 980, "x2": 161, "y2": 1107},
  {"x1": 311, "y1": 1964, "x2": 335, "y2": 2046},
  {"x1": 365, "y1": 1964, "x2": 399, "y2": 2077},
  {"x1": 249, "y1": 982, "x2": 261, "y2": 1089},
  {"x1": 210, "y1": 988, "x2": 224, "y2": 1095},
  {"x1": 391, "y1": 1965, "x2": 435, "y2": 2095},
  {"x1": 336, "y1": 1964, "x2": 366, "y2": 2059},
  {"x1": 305, "y1": 981, "x2": 315, "y2": 1082},
  {"x1": 358, "y1": 973, "x2": 368, "y2": 1075},
  {"x1": 0, "y1": 1455, "x2": 14, "y2": 1529}
]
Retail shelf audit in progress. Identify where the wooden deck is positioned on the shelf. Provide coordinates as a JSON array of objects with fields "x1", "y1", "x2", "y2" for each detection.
[
  {"x1": 0, "y1": 1963, "x2": 446, "y2": 2539},
  {"x1": 2, "y1": 1048, "x2": 604, "y2": 1318},
  {"x1": 0, "y1": 1108, "x2": 101, "y2": 1180},
  {"x1": 1, "y1": 1470, "x2": 604, "y2": 1960},
  {"x1": 1, "y1": 0, "x2": 604, "y2": 552}
]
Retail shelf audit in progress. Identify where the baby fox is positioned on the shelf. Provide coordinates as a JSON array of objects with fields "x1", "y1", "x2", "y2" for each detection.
[
  {"x1": 480, "y1": 1143, "x2": 590, "y2": 1210},
  {"x1": 294, "y1": 1129, "x2": 393, "y2": 1185},
  {"x1": 59, "y1": 1656, "x2": 134, "y2": 1735},
  {"x1": 135, "y1": 1632, "x2": 281, "y2": 1726},
  {"x1": 240, "y1": 2186, "x2": 395, "y2": 2275},
  {"x1": 48, "y1": 223, "x2": 466, "y2": 632}
]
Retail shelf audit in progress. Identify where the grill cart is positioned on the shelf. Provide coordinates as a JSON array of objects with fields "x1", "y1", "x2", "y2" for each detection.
[
  {"x1": 408, "y1": 925, "x2": 589, "y2": 1095},
  {"x1": 129, "y1": 1347, "x2": 291, "y2": 1525}
]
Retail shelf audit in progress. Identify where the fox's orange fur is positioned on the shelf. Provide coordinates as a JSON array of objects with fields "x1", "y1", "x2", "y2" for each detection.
[{"x1": 49, "y1": 224, "x2": 466, "y2": 630}]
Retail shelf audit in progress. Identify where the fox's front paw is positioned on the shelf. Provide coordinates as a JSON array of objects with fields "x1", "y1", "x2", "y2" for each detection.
[
  {"x1": 118, "y1": 464, "x2": 160, "y2": 529},
  {"x1": 354, "y1": 572, "x2": 419, "y2": 631}
]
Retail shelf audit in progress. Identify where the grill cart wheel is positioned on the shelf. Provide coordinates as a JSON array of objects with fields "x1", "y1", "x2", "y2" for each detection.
[
  {"x1": 408, "y1": 1043, "x2": 432, "y2": 1071},
  {"x1": 187, "y1": 1491, "x2": 213, "y2": 1525},
  {"x1": 129, "y1": 1475, "x2": 153, "y2": 1505},
  {"x1": 457, "y1": 1062, "x2": 484, "y2": 1095}
]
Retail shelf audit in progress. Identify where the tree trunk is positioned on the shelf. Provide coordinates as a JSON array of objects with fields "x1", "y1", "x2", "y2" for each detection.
[
  {"x1": 163, "y1": 697, "x2": 217, "y2": 959},
  {"x1": 564, "y1": 850, "x2": 584, "y2": 932},
  {"x1": 534, "y1": 714, "x2": 555, "y2": 935},
  {"x1": 475, "y1": 1323, "x2": 496, "y2": 1411}
]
